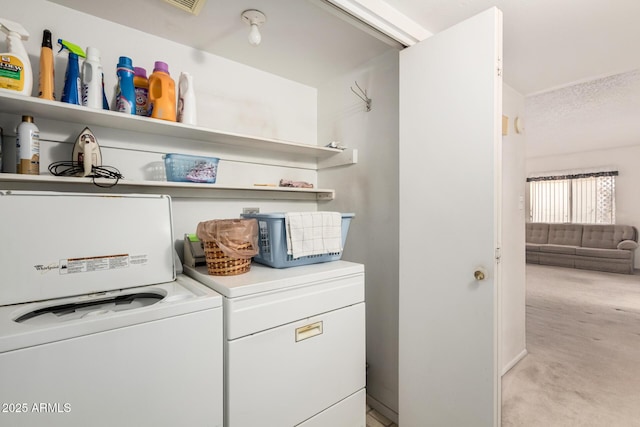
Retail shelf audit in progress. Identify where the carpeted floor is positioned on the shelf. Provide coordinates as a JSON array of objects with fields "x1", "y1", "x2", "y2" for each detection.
[{"x1": 502, "y1": 265, "x2": 640, "y2": 426}]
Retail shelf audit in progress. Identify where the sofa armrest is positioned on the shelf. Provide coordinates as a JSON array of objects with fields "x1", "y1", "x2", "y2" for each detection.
[{"x1": 617, "y1": 240, "x2": 639, "y2": 250}]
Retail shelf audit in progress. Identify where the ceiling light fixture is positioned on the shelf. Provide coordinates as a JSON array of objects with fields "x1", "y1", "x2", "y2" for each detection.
[{"x1": 241, "y1": 9, "x2": 266, "y2": 46}]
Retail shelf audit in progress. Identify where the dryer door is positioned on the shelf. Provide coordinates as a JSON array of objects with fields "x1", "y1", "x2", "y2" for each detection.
[{"x1": 226, "y1": 302, "x2": 365, "y2": 427}]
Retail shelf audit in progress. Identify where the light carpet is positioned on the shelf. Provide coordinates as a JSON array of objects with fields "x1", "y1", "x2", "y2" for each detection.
[{"x1": 502, "y1": 264, "x2": 640, "y2": 426}]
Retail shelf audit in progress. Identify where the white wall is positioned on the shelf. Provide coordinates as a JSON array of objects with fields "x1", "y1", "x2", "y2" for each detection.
[
  {"x1": 526, "y1": 144, "x2": 640, "y2": 267},
  {"x1": 501, "y1": 84, "x2": 527, "y2": 375},
  {"x1": 317, "y1": 49, "x2": 400, "y2": 420},
  {"x1": 0, "y1": 1, "x2": 321, "y2": 238}
]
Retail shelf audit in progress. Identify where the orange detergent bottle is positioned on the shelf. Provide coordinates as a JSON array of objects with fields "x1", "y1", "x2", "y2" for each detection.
[{"x1": 147, "y1": 61, "x2": 176, "y2": 121}]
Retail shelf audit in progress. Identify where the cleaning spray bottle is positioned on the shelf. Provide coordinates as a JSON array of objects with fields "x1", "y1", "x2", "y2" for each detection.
[
  {"x1": 0, "y1": 18, "x2": 32, "y2": 95},
  {"x1": 81, "y1": 47, "x2": 103, "y2": 109},
  {"x1": 38, "y1": 29, "x2": 55, "y2": 100},
  {"x1": 58, "y1": 39, "x2": 85, "y2": 105}
]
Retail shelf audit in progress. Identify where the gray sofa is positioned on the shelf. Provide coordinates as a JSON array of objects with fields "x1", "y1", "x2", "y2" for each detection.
[{"x1": 526, "y1": 223, "x2": 639, "y2": 274}]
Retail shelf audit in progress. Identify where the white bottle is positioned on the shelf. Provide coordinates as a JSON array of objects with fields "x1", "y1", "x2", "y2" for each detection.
[
  {"x1": 82, "y1": 47, "x2": 103, "y2": 109},
  {"x1": 0, "y1": 18, "x2": 33, "y2": 96},
  {"x1": 177, "y1": 72, "x2": 197, "y2": 126},
  {"x1": 16, "y1": 115, "x2": 39, "y2": 175}
]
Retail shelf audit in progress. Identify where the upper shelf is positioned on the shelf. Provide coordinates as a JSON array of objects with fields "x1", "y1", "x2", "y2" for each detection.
[{"x1": 0, "y1": 91, "x2": 346, "y2": 159}]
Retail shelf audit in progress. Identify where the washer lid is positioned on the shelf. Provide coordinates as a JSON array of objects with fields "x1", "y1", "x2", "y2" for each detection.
[
  {"x1": 0, "y1": 274, "x2": 222, "y2": 353},
  {"x1": 15, "y1": 291, "x2": 165, "y2": 326}
]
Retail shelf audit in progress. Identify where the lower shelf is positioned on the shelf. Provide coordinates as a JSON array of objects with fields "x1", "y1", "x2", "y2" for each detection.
[{"x1": 0, "y1": 174, "x2": 335, "y2": 201}]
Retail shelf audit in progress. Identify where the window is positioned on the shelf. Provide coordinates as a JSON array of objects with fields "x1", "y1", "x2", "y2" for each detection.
[{"x1": 528, "y1": 171, "x2": 617, "y2": 224}]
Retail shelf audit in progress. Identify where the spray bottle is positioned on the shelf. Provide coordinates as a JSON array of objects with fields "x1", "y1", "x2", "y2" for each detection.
[
  {"x1": 0, "y1": 18, "x2": 32, "y2": 95},
  {"x1": 58, "y1": 39, "x2": 86, "y2": 105}
]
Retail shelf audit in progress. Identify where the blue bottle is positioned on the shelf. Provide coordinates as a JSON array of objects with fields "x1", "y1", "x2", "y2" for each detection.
[
  {"x1": 58, "y1": 40, "x2": 85, "y2": 105},
  {"x1": 116, "y1": 56, "x2": 135, "y2": 115}
]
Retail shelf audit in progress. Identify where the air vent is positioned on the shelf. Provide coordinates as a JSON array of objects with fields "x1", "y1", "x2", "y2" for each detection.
[{"x1": 164, "y1": 0, "x2": 206, "y2": 15}]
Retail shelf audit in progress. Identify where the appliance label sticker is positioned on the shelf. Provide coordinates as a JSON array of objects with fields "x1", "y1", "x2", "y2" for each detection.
[{"x1": 58, "y1": 254, "x2": 130, "y2": 275}]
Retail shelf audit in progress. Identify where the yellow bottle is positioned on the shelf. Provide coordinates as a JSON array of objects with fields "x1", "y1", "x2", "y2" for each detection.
[
  {"x1": 38, "y1": 29, "x2": 54, "y2": 100},
  {"x1": 148, "y1": 61, "x2": 176, "y2": 121}
]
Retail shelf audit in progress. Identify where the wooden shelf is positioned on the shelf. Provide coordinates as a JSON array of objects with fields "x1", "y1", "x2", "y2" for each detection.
[
  {"x1": 0, "y1": 91, "x2": 349, "y2": 159},
  {"x1": 0, "y1": 174, "x2": 335, "y2": 200}
]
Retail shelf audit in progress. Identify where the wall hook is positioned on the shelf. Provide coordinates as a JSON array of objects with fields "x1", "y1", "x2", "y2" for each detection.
[{"x1": 350, "y1": 81, "x2": 372, "y2": 112}]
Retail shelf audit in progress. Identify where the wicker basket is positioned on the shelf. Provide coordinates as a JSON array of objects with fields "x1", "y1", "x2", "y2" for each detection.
[{"x1": 203, "y1": 240, "x2": 253, "y2": 276}]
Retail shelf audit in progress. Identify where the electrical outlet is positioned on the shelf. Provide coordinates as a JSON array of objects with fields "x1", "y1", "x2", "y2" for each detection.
[{"x1": 242, "y1": 207, "x2": 260, "y2": 215}]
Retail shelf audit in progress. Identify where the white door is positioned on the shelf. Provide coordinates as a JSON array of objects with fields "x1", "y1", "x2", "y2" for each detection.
[{"x1": 399, "y1": 7, "x2": 503, "y2": 427}]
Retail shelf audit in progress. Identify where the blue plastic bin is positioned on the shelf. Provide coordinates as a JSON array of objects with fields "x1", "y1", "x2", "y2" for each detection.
[
  {"x1": 164, "y1": 153, "x2": 219, "y2": 183},
  {"x1": 240, "y1": 212, "x2": 354, "y2": 268}
]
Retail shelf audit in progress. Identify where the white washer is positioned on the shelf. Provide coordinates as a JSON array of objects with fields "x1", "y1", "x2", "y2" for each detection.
[
  {"x1": 184, "y1": 261, "x2": 366, "y2": 427},
  {"x1": 0, "y1": 191, "x2": 223, "y2": 427}
]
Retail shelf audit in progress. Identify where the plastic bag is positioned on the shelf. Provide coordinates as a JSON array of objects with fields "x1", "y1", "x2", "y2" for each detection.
[{"x1": 196, "y1": 218, "x2": 259, "y2": 259}]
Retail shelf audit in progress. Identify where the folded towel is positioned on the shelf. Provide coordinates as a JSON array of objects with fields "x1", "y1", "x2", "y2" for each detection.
[{"x1": 285, "y1": 212, "x2": 343, "y2": 259}]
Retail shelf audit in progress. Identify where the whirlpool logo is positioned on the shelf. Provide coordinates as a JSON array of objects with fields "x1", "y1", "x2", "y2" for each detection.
[{"x1": 33, "y1": 263, "x2": 59, "y2": 273}]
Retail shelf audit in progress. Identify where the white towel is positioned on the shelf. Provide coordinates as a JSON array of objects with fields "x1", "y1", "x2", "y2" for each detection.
[{"x1": 285, "y1": 212, "x2": 343, "y2": 259}]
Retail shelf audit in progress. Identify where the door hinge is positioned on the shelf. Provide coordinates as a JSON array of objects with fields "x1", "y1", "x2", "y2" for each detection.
[
  {"x1": 495, "y1": 247, "x2": 502, "y2": 263},
  {"x1": 497, "y1": 56, "x2": 503, "y2": 77}
]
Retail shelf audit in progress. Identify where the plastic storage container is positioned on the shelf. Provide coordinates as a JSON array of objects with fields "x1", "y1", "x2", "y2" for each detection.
[
  {"x1": 164, "y1": 153, "x2": 219, "y2": 183},
  {"x1": 240, "y1": 212, "x2": 354, "y2": 268}
]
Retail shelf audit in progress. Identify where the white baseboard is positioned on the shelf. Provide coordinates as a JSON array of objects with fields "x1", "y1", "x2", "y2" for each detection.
[
  {"x1": 501, "y1": 348, "x2": 528, "y2": 376},
  {"x1": 366, "y1": 394, "x2": 398, "y2": 424}
]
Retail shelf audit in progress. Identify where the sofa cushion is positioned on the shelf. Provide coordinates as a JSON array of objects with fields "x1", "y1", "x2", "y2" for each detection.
[
  {"x1": 618, "y1": 240, "x2": 639, "y2": 250},
  {"x1": 526, "y1": 243, "x2": 541, "y2": 252},
  {"x1": 548, "y1": 224, "x2": 583, "y2": 246},
  {"x1": 575, "y1": 258, "x2": 632, "y2": 274},
  {"x1": 540, "y1": 244, "x2": 578, "y2": 255},
  {"x1": 526, "y1": 223, "x2": 549, "y2": 244},
  {"x1": 581, "y1": 225, "x2": 637, "y2": 249},
  {"x1": 575, "y1": 247, "x2": 632, "y2": 260},
  {"x1": 538, "y1": 253, "x2": 575, "y2": 268}
]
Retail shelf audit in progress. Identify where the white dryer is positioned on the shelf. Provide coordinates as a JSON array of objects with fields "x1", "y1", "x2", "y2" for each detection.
[
  {"x1": 184, "y1": 261, "x2": 366, "y2": 427},
  {"x1": 0, "y1": 191, "x2": 223, "y2": 427}
]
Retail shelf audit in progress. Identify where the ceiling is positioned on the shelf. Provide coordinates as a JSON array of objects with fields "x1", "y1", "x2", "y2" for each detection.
[
  {"x1": 48, "y1": 0, "x2": 640, "y2": 159},
  {"x1": 49, "y1": 0, "x2": 640, "y2": 95}
]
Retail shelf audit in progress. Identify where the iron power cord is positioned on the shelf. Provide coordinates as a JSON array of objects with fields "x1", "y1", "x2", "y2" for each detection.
[{"x1": 48, "y1": 161, "x2": 124, "y2": 188}]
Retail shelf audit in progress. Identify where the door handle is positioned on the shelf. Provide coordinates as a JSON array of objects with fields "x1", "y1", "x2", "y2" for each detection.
[
  {"x1": 474, "y1": 267, "x2": 488, "y2": 281},
  {"x1": 295, "y1": 321, "x2": 323, "y2": 342}
]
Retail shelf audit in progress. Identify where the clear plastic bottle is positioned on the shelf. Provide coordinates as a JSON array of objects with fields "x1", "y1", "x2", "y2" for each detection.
[
  {"x1": 16, "y1": 115, "x2": 39, "y2": 175},
  {"x1": 148, "y1": 61, "x2": 176, "y2": 121},
  {"x1": 133, "y1": 67, "x2": 149, "y2": 116}
]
